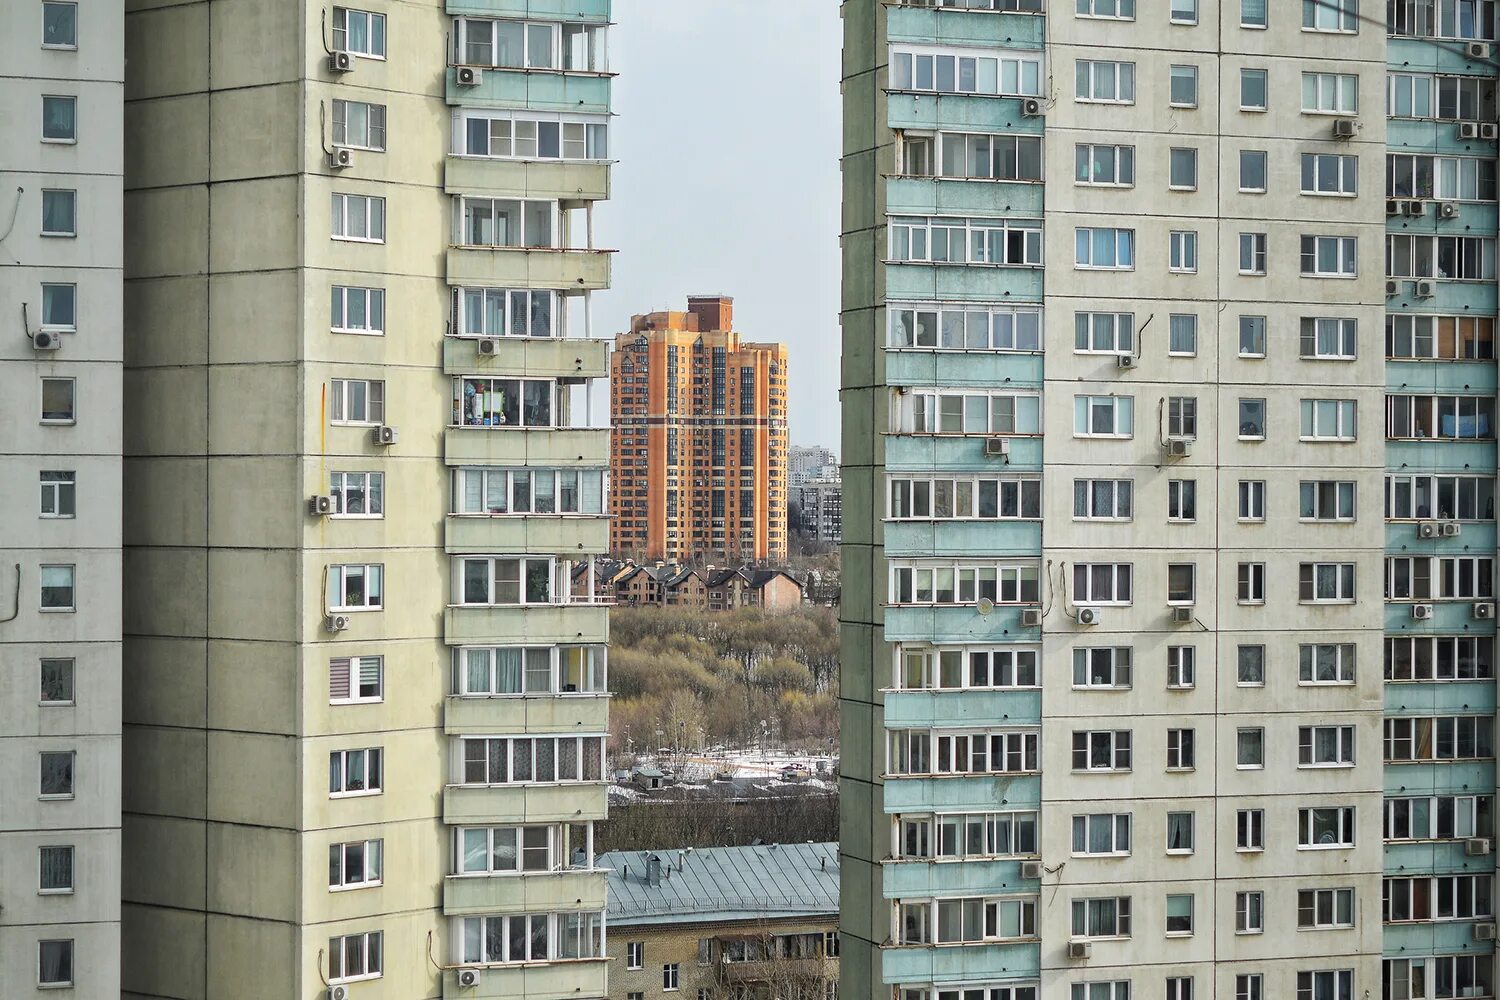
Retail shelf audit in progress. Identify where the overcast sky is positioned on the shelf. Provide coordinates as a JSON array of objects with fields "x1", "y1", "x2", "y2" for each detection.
[{"x1": 594, "y1": 0, "x2": 843, "y2": 450}]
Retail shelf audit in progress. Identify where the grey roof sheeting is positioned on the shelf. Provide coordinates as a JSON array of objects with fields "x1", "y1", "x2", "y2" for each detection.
[{"x1": 600, "y1": 842, "x2": 839, "y2": 927}]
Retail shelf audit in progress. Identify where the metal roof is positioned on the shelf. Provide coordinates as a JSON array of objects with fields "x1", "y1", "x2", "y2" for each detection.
[{"x1": 599, "y1": 842, "x2": 839, "y2": 927}]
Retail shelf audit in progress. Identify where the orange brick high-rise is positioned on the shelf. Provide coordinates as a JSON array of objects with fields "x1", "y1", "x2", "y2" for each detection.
[{"x1": 610, "y1": 296, "x2": 789, "y2": 561}]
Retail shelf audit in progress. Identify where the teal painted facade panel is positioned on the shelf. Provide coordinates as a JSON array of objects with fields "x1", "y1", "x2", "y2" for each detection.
[
  {"x1": 1382, "y1": 920, "x2": 1494, "y2": 955},
  {"x1": 885, "y1": 520, "x2": 1043, "y2": 559},
  {"x1": 446, "y1": 0, "x2": 611, "y2": 20},
  {"x1": 1385, "y1": 840, "x2": 1495, "y2": 875},
  {"x1": 886, "y1": 435, "x2": 1044, "y2": 473},
  {"x1": 883, "y1": 774, "x2": 1042, "y2": 814},
  {"x1": 887, "y1": 350, "x2": 1044, "y2": 388},
  {"x1": 884, "y1": 689, "x2": 1042, "y2": 728},
  {"x1": 880, "y1": 941, "x2": 1042, "y2": 986},
  {"x1": 886, "y1": 7, "x2": 1045, "y2": 48},
  {"x1": 1384, "y1": 601, "x2": 1493, "y2": 632},
  {"x1": 446, "y1": 68, "x2": 612, "y2": 113},
  {"x1": 887, "y1": 177, "x2": 1045, "y2": 217},
  {"x1": 1387, "y1": 281, "x2": 1499, "y2": 314},
  {"x1": 886, "y1": 262, "x2": 1045, "y2": 302},
  {"x1": 885, "y1": 606, "x2": 1040, "y2": 644},
  {"x1": 1384, "y1": 360, "x2": 1500, "y2": 393},
  {"x1": 888, "y1": 94, "x2": 1045, "y2": 134},
  {"x1": 1382, "y1": 761, "x2": 1496, "y2": 796},
  {"x1": 1386, "y1": 440, "x2": 1498, "y2": 474},
  {"x1": 883, "y1": 859, "x2": 1039, "y2": 898},
  {"x1": 1382, "y1": 680, "x2": 1497, "y2": 713}
]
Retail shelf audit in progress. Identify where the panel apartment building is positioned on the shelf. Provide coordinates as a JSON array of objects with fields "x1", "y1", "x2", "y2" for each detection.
[
  {"x1": 610, "y1": 296, "x2": 790, "y2": 562},
  {"x1": 121, "y1": 2, "x2": 615, "y2": 998},
  {"x1": 842, "y1": 3, "x2": 1497, "y2": 1000},
  {"x1": 2, "y1": 2, "x2": 123, "y2": 996}
]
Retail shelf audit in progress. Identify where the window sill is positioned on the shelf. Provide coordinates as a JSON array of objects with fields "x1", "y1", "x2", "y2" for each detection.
[
  {"x1": 41, "y1": 44, "x2": 79, "y2": 52},
  {"x1": 37, "y1": 888, "x2": 74, "y2": 896},
  {"x1": 329, "y1": 881, "x2": 382, "y2": 892},
  {"x1": 39, "y1": 608, "x2": 76, "y2": 614},
  {"x1": 39, "y1": 514, "x2": 77, "y2": 521},
  {"x1": 331, "y1": 236, "x2": 386, "y2": 245},
  {"x1": 329, "y1": 698, "x2": 385, "y2": 707},
  {"x1": 329, "y1": 975, "x2": 383, "y2": 986},
  {"x1": 331, "y1": 327, "x2": 385, "y2": 336},
  {"x1": 39, "y1": 794, "x2": 75, "y2": 801},
  {"x1": 329, "y1": 790, "x2": 383, "y2": 799},
  {"x1": 40, "y1": 137, "x2": 77, "y2": 145},
  {"x1": 41, "y1": 232, "x2": 78, "y2": 239},
  {"x1": 40, "y1": 420, "x2": 77, "y2": 427},
  {"x1": 1240, "y1": 107, "x2": 1268, "y2": 113},
  {"x1": 40, "y1": 700, "x2": 76, "y2": 707},
  {"x1": 327, "y1": 607, "x2": 382, "y2": 614}
]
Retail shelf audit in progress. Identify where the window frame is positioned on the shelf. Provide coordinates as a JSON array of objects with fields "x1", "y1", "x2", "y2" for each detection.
[{"x1": 331, "y1": 191, "x2": 387, "y2": 243}]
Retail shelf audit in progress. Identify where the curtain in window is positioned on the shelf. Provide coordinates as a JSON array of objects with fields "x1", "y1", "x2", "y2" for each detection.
[
  {"x1": 40, "y1": 847, "x2": 71, "y2": 889},
  {"x1": 494, "y1": 648, "x2": 522, "y2": 693},
  {"x1": 1242, "y1": 0, "x2": 1267, "y2": 23},
  {"x1": 42, "y1": 192, "x2": 74, "y2": 234}
]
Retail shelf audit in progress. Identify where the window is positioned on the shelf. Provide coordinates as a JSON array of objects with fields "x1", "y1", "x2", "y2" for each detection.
[
  {"x1": 1299, "y1": 807, "x2": 1356, "y2": 848},
  {"x1": 1384, "y1": 556, "x2": 1495, "y2": 601},
  {"x1": 888, "y1": 475, "x2": 1042, "y2": 521},
  {"x1": 1167, "y1": 397, "x2": 1196, "y2": 438},
  {"x1": 1301, "y1": 318, "x2": 1357, "y2": 359},
  {"x1": 1075, "y1": 479, "x2": 1133, "y2": 520},
  {"x1": 40, "y1": 658, "x2": 74, "y2": 705},
  {"x1": 1078, "y1": 0, "x2": 1136, "y2": 18},
  {"x1": 1169, "y1": 66, "x2": 1198, "y2": 107},
  {"x1": 1072, "y1": 813, "x2": 1131, "y2": 855},
  {"x1": 328, "y1": 931, "x2": 382, "y2": 983},
  {"x1": 1072, "y1": 730, "x2": 1132, "y2": 771},
  {"x1": 1300, "y1": 400, "x2": 1357, "y2": 440},
  {"x1": 1385, "y1": 794, "x2": 1494, "y2": 840},
  {"x1": 329, "y1": 748, "x2": 382, "y2": 796},
  {"x1": 627, "y1": 942, "x2": 644, "y2": 969},
  {"x1": 329, "y1": 839, "x2": 382, "y2": 889},
  {"x1": 1237, "y1": 728, "x2": 1265, "y2": 768},
  {"x1": 1385, "y1": 635, "x2": 1495, "y2": 681},
  {"x1": 1387, "y1": 315, "x2": 1496, "y2": 361},
  {"x1": 1166, "y1": 812, "x2": 1195, "y2": 853},
  {"x1": 458, "y1": 287, "x2": 558, "y2": 339},
  {"x1": 1303, "y1": 73, "x2": 1358, "y2": 113},
  {"x1": 41, "y1": 95, "x2": 76, "y2": 142},
  {"x1": 1238, "y1": 810, "x2": 1265, "y2": 850},
  {"x1": 42, "y1": 2, "x2": 78, "y2": 48},
  {"x1": 664, "y1": 964, "x2": 680, "y2": 991},
  {"x1": 330, "y1": 285, "x2": 385, "y2": 334},
  {"x1": 1298, "y1": 972, "x2": 1354, "y2": 1000},
  {"x1": 1073, "y1": 647, "x2": 1132, "y2": 689},
  {"x1": 889, "y1": 45, "x2": 1044, "y2": 97},
  {"x1": 1387, "y1": 474, "x2": 1497, "y2": 521},
  {"x1": 40, "y1": 471, "x2": 75, "y2": 518},
  {"x1": 1239, "y1": 316, "x2": 1266, "y2": 357},
  {"x1": 1073, "y1": 984, "x2": 1131, "y2": 1000},
  {"x1": 40, "y1": 750, "x2": 73, "y2": 797},
  {"x1": 1171, "y1": 0, "x2": 1199, "y2": 22},
  {"x1": 329, "y1": 656, "x2": 383, "y2": 704},
  {"x1": 1384, "y1": 716, "x2": 1495, "y2": 762},
  {"x1": 1075, "y1": 395, "x2": 1133, "y2": 437},
  {"x1": 1168, "y1": 315, "x2": 1197, "y2": 355},
  {"x1": 39, "y1": 565, "x2": 74, "y2": 612},
  {"x1": 1239, "y1": 150, "x2": 1268, "y2": 192},
  {"x1": 1238, "y1": 976, "x2": 1264, "y2": 1000},
  {"x1": 1300, "y1": 563, "x2": 1356, "y2": 604},
  {"x1": 901, "y1": 389, "x2": 1043, "y2": 437},
  {"x1": 1300, "y1": 726, "x2": 1355, "y2": 766},
  {"x1": 461, "y1": 113, "x2": 609, "y2": 162},
  {"x1": 460, "y1": 735, "x2": 606, "y2": 784},
  {"x1": 40, "y1": 377, "x2": 75, "y2": 424},
  {"x1": 41, "y1": 189, "x2": 76, "y2": 236},
  {"x1": 1073, "y1": 563, "x2": 1132, "y2": 604},
  {"x1": 1303, "y1": 153, "x2": 1358, "y2": 195},
  {"x1": 457, "y1": 197, "x2": 556, "y2": 249},
  {"x1": 1304, "y1": 0, "x2": 1357, "y2": 30},
  {"x1": 333, "y1": 7, "x2": 386, "y2": 58},
  {"x1": 1239, "y1": 233, "x2": 1267, "y2": 274},
  {"x1": 1388, "y1": 153, "x2": 1498, "y2": 201},
  {"x1": 40, "y1": 282, "x2": 75, "y2": 331},
  {"x1": 1238, "y1": 563, "x2": 1266, "y2": 604},
  {"x1": 458, "y1": 910, "x2": 605, "y2": 963},
  {"x1": 1387, "y1": 234, "x2": 1498, "y2": 281},
  {"x1": 1301, "y1": 236, "x2": 1358, "y2": 277},
  {"x1": 1236, "y1": 891, "x2": 1264, "y2": 932},
  {"x1": 1167, "y1": 728, "x2": 1195, "y2": 769},
  {"x1": 1075, "y1": 312, "x2": 1134, "y2": 354},
  {"x1": 934, "y1": 131, "x2": 1044, "y2": 182},
  {"x1": 39, "y1": 845, "x2": 73, "y2": 893},
  {"x1": 1386, "y1": 394, "x2": 1497, "y2": 440},
  {"x1": 890, "y1": 216, "x2": 1043, "y2": 266},
  {"x1": 1385, "y1": 875, "x2": 1494, "y2": 922},
  {"x1": 1241, "y1": 69, "x2": 1268, "y2": 109},
  {"x1": 332, "y1": 99, "x2": 386, "y2": 151},
  {"x1": 888, "y1": 303, "x2": 1043, "y2": 352},
  {"x1": 1166, "y1": 895, "x2": 1194, "y2": 935},
  {"x1": 329, "y1": 471, "x2": 383, "y2": 518},
  {"x1": 331, "y1": 192, "x2": 385, "y2": 242},
  {"x1": 1238, "y1": 481, "x2": 1266, "y2": 521},
  {"x1": 901, "y1": 894, "x2": 1037, "y2": 944},
  {"x1": 327, "y1": 563, "x2": 382, "y2": 611},
  {"x1": 1241, "y1": 0, "x2": 1267, "y2": 25},
  {"x1": 1076, "y1": 60, "x2": 1136, "y2": 103},
  {"x1": 1169, "y1": 231, "x2": 1197, "y2": 273},
  {"x1": 459, "y1": 644, "x2": 607, "y2": 696},
  {"x1": 1167, "y1": 480, "x2": 1196, "y2": 525},
  {"x1": 329, "y1": 378, "x2": 384, "y2": 425},
  {"x1": 1075, "y1": 227, "x2": 1135, "y2": 269},
  {"x1": 1071, "y1": 897, "x2": 1132, "y2": 937},
  {"x1": 1298, "y1": 482, "x2": 1356, "y2": 524},
  {"x1": 38, "y1": 940, "x2": 73, "y2": 988},
  {"x1": 453, "y1": 376, "x2": 565, "y2": 429},
  {"x1": 1076, "y1": 144, "x2": 1135, "y2": 186},
  {"x1": 454, "y1": 468, "x2": 607, "y2": 517},
  {"x1": 459, "y1": 556, "x2": 563, "y2": 606},
  {"x1": 896, "y1": 810, "x2": 1040, "y2": 859},
  {"x1": 1169, "y1": 148, "x2": 1198, "y2": 189},
  {"x1": 1383, "y1": 958, "x2": 1495, "y2": 1000},
  {"x1": 887, "y1": 728, "x2": 1040, "y2": 775},
  {"x1": 1239, "y1": 399, "x2": 1266, "y2": 439},
  {"x1": 1387, "y1": 74, "x2": 1499, "y2": 117}
]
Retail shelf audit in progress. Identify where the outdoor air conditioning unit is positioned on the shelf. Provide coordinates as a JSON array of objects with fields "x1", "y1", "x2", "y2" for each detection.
[
  {"x1": 1419, "y1": 521, "x2": 1440, "y2": 538},
  {"x1": 1068, "y1": 940, "x2": 1093, "y2": 960},
  {"x1": 457, "y1": 66, "x2": 483, "y2": 86},
  {"x1": 1076, "y1": 607, "x2": 1102, "y2": 626},
  {"x1": 1482, "y1": 123, "x2": 1499, "y2": 140},
  {"x1": 1467, "y1": 838, "x2": 1493, "y2": 857},
  {"x1": 983, "y1": 437, "x2": 1010, "y2": 458},
  {"x1": 1407, "y1": 200, "x2": 1427, "y2": 216},
  {"x1": 1469, "y1": 41, "x2": 1492, "y2": 58},
  {"x1": 1020, "y1": 861, "x2": 1044, "y2": 879},
  {"x1": 31, "y1": 330, "x2": 62, "y2": 351},
  {"x1": 1441, "y1": 201, "x2": 1461, "y2": 219},
  {"x1": 1474, "y1": 602, "x2": 1496, "y2": 620},
  {"x1": 1416, "y1": 280, "x2": 1437, "y2": 298},
  {"x1": 456, "y1": 968, "x2": 483, "y2": 988},
  {"x1": 1021, "y1": 97, "x2": 1043, "y2": 117},
  {"x1": 1332, "y1": 118, "x2": 1358, "y2": 138},
  {"x1": 1411, "y1": 604, "x2": 1434, "y2": 621},
  {"x1": 1163, "y1": 438, "x2": 1192, "y2": 458},
  {"x1": 1386, "y1": 280, "x2": 1402, "y2": 297},
  {"x1": 1387, "y1": 199, "x2": 1404, "y2": 216},
  {"x1": 1460, "y1": 122, "x2": 1481, "y2": 139},
  {"x1": 478, "y1": 338, "x2": 499, "y2": 355},
  {"x1": 1441, "y1": 521, "x2": 1463, "y2": 537},
  {"x1": 1171, "y1": 607, "x2": 1194, "y2": 624},
  {"x1": 330, "y1": 984, "x2": 353, "y2": 1000},
  {"x1": 373, "y1": 425, "x2": 399, "y2": 446},
  {"x1": 308, "y1": 495, "x2": 335, "y2": 516},
  {"x1": 328, "y1": 50, "x2": 354, "y2": 73},
  {"x1": 327, "y1": 148, "x2": 353, "y2": 169},
  {"x1": 1116, "y1": 354, "x2": 1137, "y2": 370},
  {"x1": 1475, "y1": 922, "x2": 1497, "y2": 941},
  {"x1": 1021, "y1": 608, "x2": 1043, "y2": 628},
  {"x1": 326, "y1": 614, "x2": 352, "y2": 633}
]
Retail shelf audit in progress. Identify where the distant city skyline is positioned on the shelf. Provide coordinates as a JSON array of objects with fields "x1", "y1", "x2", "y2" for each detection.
[{"x1": 596, "y1": 0, "x2": 840, "y2": 446}]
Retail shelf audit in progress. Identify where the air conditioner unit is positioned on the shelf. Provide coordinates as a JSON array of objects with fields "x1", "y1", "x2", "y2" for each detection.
[
  {"x1": 326, "y1": 614, "x2": 352, "y2": 633},
  {"x1": 1440, "y1": 201, "x2": 1461, "y2": 219},
  {"x1": 31, "y1": 330, "x2": 62, "y2": 351},
  {"x1": 1475, "y1": 922, "x2": 1497, "y2": 941},
  {"x1": 1021, "y1": 97, "x2": 1043, "y2": 117},
  {"x1": 1387, "y1": 199, "x2": 1404, "y2": 216},
  {"x1": 1460, "y1": 122, "x2": 1481, "y2": 139},
  {"x1": 1475, "y1": 602, "x2": 1496, "y2": 620},
  {"x1": 1332, "y1": 118, "x2": 1358, "y2": 138},
  {"x1": 1411, "y1": 604, "x2": 1434, "y2": 621},
  {"x1": 1441, "y1": 521, "x2": 1462, "y2": 537},
  {"x1": 983, "y1": 437, "x2": 1010, "y2": 458},
  {"x1": 1468, "y1": 41, "x2": 1493, "y2": 58},
  {"x1": 478, "y1": 338, "x2": 500, "y2": 356},
  {"x1": 1386, "y1": 280, "x2": 1401, "y2": 297},
  {"x1": 373, "y1": 425, "x2": 399, "y2": 446},
  {"x1": 328, "y1": 50, "x2": 354, "y2": 73},
  {"x1": 1171, "y1": 606, "x2": 1194, "y2": 624},
  {"x1": 1407, "y1": 200, "x2": 1427, "y2": 216},
  {"x1": 327, "y1": 148, "x2": 353, "y2": 169},
  {"x1": 1020, "y1": 860, "x2": 1044, "y2": 879},
  {"x1": 330, "y1": 985, "x2": 352, "y2": 1000},
  {"x1": 1416, "y1": 280, "x2": 1436, "y2": 298},
  {"x1": 1483, "y1": 123, "x2": 1499, "y2": 140},
  {"x1": 1021, "y1": 608, "x2": 1042, "y2": 627},
  {"x1": 1467, "y1": 838, "x2": 1493, "y2": 857},
  {"x1": 456, "y1": 968, "x2": 483, "y2": 988},
  {"x1": 1076, "y1": 607, "x2": 1102, "y2": 626},
  {"x1": 456, "y1": 66, "x2": 483, "y2": 86},
  {"x1": 1068, "y1": 940, "x2": 1093, "y2": 960},
  {"x1": 1419, "y1": 521, "x2": 1439, "y2": 538},
  {"x1": 308, "y1": 495, "x2": 335, "y2": 516},
  {"x1": 1163, "y1": 438, "x2": 1192, "y2": 458},
  {"x1": 1116, "y1": 354, "x2": 1137, "y2": 370}
]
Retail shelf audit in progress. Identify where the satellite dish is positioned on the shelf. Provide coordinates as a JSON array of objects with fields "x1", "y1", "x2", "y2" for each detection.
[{"x1": 977, "y1": 597, "x2": 995, "y2": 615}]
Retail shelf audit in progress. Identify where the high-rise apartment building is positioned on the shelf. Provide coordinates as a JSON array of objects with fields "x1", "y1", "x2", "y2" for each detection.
[
  {"x1": 121, "y1": 2, "x2": 614, "y2": 998},
  {"x1": 610, "y1": 296, "x2": 790, "y2": 562},
  {"x1": 2, "y1": 3, "x2": 123, "y2": 996},
  {"x1": 842, "y1": 3, "x2": 1495, "y2": 1000},
  {"x1": 796, "y1": 477, "x2": 845, "y2": 546},
  {"x1": 792, "y1": 443, "x2": 841, "y2": 487}
]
